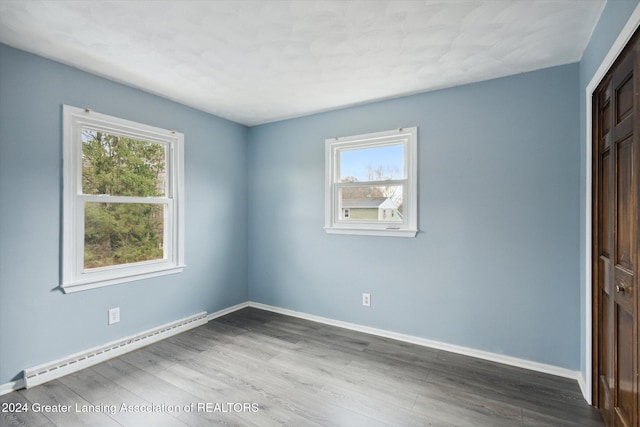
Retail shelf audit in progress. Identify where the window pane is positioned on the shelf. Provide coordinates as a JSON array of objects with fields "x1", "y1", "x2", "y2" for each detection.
[
  {"x1": 339, "y1": 185, "x2": 403, "y2": 222},
  {"x1": 339, "y1": 144, "x2": 404, "y2": 182},
  {"x1": 84, "y1": 202, "x2": 165, "y2": 269},
  {"x1": 82, "y1": 129, "x2": 166, "y2": 196}
]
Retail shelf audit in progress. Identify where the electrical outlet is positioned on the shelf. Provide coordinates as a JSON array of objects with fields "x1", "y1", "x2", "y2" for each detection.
[
  {"x1": 362, "y1": 293, "x2": 371, "y2": 307},
  {"x1": 108, "y1": 307, "x2": 120, "y2": 325}
]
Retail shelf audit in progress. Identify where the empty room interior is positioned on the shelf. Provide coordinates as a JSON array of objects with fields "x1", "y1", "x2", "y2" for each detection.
[{"x1": 1, "y1": 0, "x2": 639, "y2": 426}]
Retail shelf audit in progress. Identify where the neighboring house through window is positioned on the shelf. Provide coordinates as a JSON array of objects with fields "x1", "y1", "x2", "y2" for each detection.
[
  {"x1": 61, "y1": 106, "x2": 185, "y2": 293},
  {"x1": 325, "y1": 127, "x2": 418, "y2": 237}
]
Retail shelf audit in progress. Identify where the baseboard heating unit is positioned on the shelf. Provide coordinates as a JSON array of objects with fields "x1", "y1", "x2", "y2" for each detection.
[{"x1": 23, "y1": 311, "x2": 208, "y2": 388}]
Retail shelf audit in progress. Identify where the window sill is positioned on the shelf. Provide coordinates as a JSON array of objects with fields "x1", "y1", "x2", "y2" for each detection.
[
  {"x1": 61, "y1": 265, "x2": 185, "y2": 293},
  {"x1": 324, "y1": 227, "x2": 418, "y2": 237}
]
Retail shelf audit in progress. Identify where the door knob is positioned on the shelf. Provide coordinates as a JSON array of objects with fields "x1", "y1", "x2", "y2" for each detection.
[{"x1": 616, "y1": 284, "x2": 628, "y2": 293}]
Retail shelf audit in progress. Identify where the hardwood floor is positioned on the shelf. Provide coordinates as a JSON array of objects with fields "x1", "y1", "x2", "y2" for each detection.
[{"x1": 1, "y1": 307, "x2": 603, "y2": 426}]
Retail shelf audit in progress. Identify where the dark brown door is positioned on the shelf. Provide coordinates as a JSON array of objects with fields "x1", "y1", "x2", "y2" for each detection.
[{"x1": 593, "y1": 31, "x2": 640, "y2": 427}]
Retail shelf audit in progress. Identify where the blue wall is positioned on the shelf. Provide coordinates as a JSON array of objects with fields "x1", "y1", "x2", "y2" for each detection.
[
  {"x1": 248, "y1": 64, "x2": 581, "y2": 370},
  {"x1": 0, "y1": 45, "x2": 249, "y2": 385},
  {"x1": 3, "y1": 2, "x2": 636, "y2": 386},
  {"x1": 578, "y1": 0, "x2": 639, "y2": 384}
]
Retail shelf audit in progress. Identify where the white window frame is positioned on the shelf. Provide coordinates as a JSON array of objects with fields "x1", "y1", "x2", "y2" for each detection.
[
  {"x1": 61, "y1": 105, "x2": 185, "y2": 293},
  {"x1": 324, "y1": 127, "x2": 418, "y2": 237}
]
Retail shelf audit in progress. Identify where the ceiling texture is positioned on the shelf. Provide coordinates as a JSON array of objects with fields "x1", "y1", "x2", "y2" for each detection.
[{"x1": 0, "y1": 0, "x2": 605, "y2": 126}]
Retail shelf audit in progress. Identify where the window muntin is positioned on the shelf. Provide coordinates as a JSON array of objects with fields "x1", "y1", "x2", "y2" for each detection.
[
  {"x1": 62, "y1": 106, "x2": 184, "y2": 293},
  {"x1": 325, "y1": 127, "x2": 417, "y2": 237}
]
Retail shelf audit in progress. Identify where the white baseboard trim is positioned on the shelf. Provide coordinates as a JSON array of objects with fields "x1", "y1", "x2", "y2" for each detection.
[
  {"x1": 577, "y1": 372, "x2": 590, "y2": 404},
  {"x1": 22, "y1": 311, "x2": 208, "y2": 389},
  {"x1": 0, "y1": 379, "x2": 25, "y2": 396},
  {"x1": 207, "y1": 301, "x2": 249, "y2": 321},
  {"x1": 248, "y1": 302, "x2": 581, "y2": 382},
  {"x1": 3, "y1": 300, "x2": 586, "y2": 402}
]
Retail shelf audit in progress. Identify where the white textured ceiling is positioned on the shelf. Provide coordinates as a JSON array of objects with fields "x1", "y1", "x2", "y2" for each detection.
[{"x1": 0, "y1": 0, "x2": 605, "y2": 126}]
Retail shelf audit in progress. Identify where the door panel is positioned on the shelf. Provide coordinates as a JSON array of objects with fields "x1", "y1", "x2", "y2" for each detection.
[
  {"x1": 593, "y1": 31, "x2": 639, "y2": 427},
  {"x1": 602, "y1": 151, "x2": 611, "y2": 256},
  {"x1": 617, "y1": 306, "x2": 634, "y2": 425},
  {"x1": 616, "y1": 138, "x2": 635, "y2": 269},
  {"x1": 616, "y1": 73, "x2": 633, "y2": 124}
]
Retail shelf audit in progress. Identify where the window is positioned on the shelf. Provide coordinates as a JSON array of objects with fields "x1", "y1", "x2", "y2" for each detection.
[
  {"x1": 325, "y1": 127, "x2": 418, "y2": 237},
  {"x1": 62, "y1": 105, "x2": 185, "y2": 293}
]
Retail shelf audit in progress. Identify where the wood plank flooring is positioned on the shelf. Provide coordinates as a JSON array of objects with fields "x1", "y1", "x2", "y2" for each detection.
[{"x1": 1, "y1": 307, "x2": 603, "y2": 426}]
